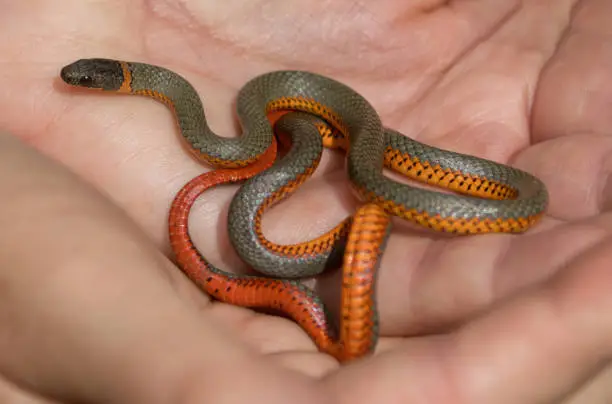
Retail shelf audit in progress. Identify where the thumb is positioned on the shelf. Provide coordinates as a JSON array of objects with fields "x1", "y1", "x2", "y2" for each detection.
[{"x1": 0, "y1": 133, "x2": 326, "y2": 404}]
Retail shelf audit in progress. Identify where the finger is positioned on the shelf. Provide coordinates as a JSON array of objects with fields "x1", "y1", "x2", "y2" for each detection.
[
  {"x1": 521, "y1": 134, "x2": 612, "y2": 220},
  {"x1": 0, "y1": 133, "x2": 325, "y2": 404},
  {"x1": 326, "y1": 237, "x2": 612, "y2": 404},
  {"x1": 562, "y1": 362, "x2": 612, "y2": 403},
  {"x1": 0, "y1": 377, "x2": 60, "y2": 404},
  {"x1": 398, "y1": 0, "x2": 574, "y2": 161},
  {"x1": 531, "y1": 0, "x2": 612, "y2": 217},
  {"x1": 533, "y1": 0, "x2": 612, "y2": 142},
  {"x1": 369, "y1": 213, "x2": 609, "y2": 335}
]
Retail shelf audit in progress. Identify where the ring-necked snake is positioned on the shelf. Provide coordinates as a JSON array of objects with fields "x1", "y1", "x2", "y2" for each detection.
[{"x1": 60, "y1": 58, "x2": 549, "y2": 362}]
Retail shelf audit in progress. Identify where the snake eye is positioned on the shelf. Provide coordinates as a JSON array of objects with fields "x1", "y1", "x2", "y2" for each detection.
[{"x1": 79, "y1": 75, "x2": 94, "y2": 86}]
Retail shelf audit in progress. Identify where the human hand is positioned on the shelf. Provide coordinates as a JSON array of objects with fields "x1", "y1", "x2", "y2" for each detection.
[{"x1": 1, "y1": 1, "x2": 612, "y2": 403}]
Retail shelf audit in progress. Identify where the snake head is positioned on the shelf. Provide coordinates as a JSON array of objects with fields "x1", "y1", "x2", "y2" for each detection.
[{"x1": 60, "y1": 58, "x2": 126, "y2": 91}]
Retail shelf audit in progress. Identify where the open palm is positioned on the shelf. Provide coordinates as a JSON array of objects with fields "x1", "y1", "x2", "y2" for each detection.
[{"x1": 1, "y1": 1, "x2": 611, "y2": 403}]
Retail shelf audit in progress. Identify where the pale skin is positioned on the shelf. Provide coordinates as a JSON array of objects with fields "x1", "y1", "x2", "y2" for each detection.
[{"x1": 0, "y1": 0, "x2": 611, "y2": 403}]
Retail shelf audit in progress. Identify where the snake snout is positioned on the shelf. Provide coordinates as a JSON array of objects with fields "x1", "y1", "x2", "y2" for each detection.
[{"x1": 60, "y1": 63, "x2": 88, "y2": 86}]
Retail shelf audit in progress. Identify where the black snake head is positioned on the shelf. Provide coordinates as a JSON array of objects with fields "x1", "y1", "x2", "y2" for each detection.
[{"x1": 60, "y1": 58, "x2": 126, "y2": 91}]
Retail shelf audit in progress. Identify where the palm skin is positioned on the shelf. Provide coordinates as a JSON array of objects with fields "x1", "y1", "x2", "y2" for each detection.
[{"x1": 0, "y1": 0, "x2": 611, "y2": 403}]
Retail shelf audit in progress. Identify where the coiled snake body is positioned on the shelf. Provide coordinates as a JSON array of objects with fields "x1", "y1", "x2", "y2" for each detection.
[{"x1": 60, "y1": 58, "x2": 548, "y2": 362}]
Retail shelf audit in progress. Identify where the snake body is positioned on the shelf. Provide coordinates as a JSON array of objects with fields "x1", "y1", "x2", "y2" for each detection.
[{"x1": 60, "y1": 58, "x2": 549, "y2": 361}]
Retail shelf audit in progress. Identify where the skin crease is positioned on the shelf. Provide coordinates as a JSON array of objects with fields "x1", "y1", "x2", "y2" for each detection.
[{"x1": 1, "y1": 0, "x2": 612, "y2": 402}]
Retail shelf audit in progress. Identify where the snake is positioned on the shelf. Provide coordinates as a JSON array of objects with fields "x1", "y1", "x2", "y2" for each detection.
[{"x1": 59, "y1": 58, "x2": 549, "y2": 361}]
